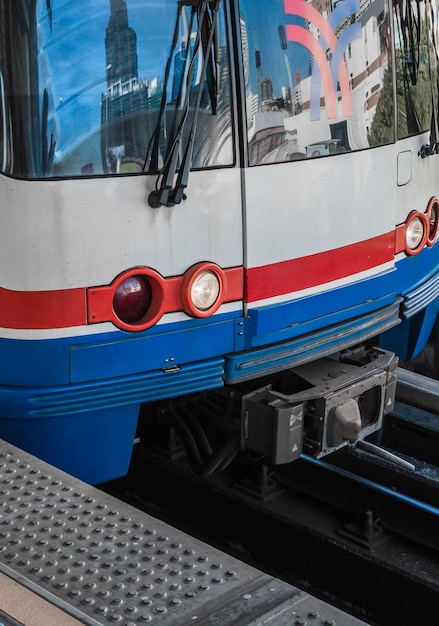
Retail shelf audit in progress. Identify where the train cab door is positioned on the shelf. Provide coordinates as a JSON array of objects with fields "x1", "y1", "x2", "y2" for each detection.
[{"x1": 237, "y1": 0, "x2": 399, "y2": 336}]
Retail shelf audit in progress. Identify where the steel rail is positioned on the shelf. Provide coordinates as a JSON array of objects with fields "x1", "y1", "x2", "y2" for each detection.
[{"x1": 302, "y1": 454, "x2": 439, "y2": 518}]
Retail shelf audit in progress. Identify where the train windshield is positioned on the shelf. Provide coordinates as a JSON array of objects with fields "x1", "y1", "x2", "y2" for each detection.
[
  {"x1": 0, "y1": 0, "x2": 233, "y2": 179},
  {"x1": 242, "y1": 0, "x2": 439, "y2": 165}
]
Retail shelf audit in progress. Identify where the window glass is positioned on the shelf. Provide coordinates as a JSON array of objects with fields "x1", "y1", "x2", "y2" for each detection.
[
  {"x1": 394, "y1": 0, "x2": 439, "y2": 139},
  {"x1": 240, "y1": 0, "x2": 394, "y2": 165},
  {"x1": 0, "y1": 0, "x2": 233, "y2": 179}
]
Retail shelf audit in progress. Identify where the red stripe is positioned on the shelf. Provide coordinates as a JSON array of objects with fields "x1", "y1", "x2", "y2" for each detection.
[
  {"x1": 0, "y1": 267, "x2": 244, "y2": 331},
  {"x1": 0, "y1": 286, "x2": 86, "y2": 330},
  {"x1": 245, "y1": 232, "x2": 395, "y2": 302},
  {"x1": 88, "y1": 266, "x2": 244, "y2": 326},
  {"x1": 0, "y1": 232, "x2": 395, "y2": 330}
]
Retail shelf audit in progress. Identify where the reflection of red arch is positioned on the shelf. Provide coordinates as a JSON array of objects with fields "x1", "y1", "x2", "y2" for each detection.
[
  {"x1": 284, "y1": 0, "x2": 352, "y2": 117},
  {"x1": 286, "y1": 25, "x2": 337, "y2": 118}
]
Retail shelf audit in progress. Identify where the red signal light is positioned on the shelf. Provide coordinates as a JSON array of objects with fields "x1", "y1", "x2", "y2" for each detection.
[{"x1": 113, "y1": 276, "x2": 152, "y2": 324}]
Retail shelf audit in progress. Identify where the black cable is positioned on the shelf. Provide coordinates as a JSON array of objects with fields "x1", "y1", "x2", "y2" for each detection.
[{"x1": 164, "y1": 406, "x2": 240, "y2": 476}]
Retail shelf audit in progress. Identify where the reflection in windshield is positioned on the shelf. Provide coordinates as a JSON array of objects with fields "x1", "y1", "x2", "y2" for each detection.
[
  {"x1": 243, "y1": 0, "x2": 439, "y2": 166},
  {"x1": 392, "y1": 0, "x2": 439, "y2": 141},
  {"x1": 241, "y1": 0, "x2": 394, "y2": 165},
  {"x1": 0, "y1": 0, "x2": 233, "y2": 179}
]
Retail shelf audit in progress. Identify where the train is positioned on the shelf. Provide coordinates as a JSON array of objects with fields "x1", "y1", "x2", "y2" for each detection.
[{"x1": 0, "y1": 0, "x2": 438, "y2": 484}]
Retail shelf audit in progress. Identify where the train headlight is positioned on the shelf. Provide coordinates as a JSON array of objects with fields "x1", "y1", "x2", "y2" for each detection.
[
  {"x1": 426, "y1": 197, "x2": 439, "y2": 246},
  {"x1": 181, "y1": 263, "x2": 225, "y2": 317},
  {"x1": 406, "y1": 217, "x2": 424, "y2": 248},
  {"x1": 113, "y1": 275, "x2": 152, "y2": 324},
  {"x1": 191, "y1": 271, "x2": 220, "y2": 310},
  {"x1": 405, "y1": 211, "x2": 428, "y2": 255}
]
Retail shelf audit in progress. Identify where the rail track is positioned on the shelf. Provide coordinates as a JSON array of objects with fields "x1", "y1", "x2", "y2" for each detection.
[{"x1": 102, "y1": 367, "x2": 439, "y2": 626}]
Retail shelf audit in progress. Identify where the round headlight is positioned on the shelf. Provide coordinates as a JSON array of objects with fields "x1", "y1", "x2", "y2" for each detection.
[
  {"x1": 405, "y1": 212, "x2": 428, "y2": 254},
  {"x1": 406, "y1": 217, "x2": 424, "y2": 248},
  {"x1": 190, "y1": 271, "x2": 221, "y2": 311},
  {"x1": 181, "y1": 263, "x2": 225, "y2": 317}
]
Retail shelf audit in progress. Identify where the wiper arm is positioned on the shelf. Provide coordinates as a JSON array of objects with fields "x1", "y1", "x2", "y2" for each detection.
[
  {"x1": 144, "y1": 2, "x2": 184, "y2": 173},
  {"x1": 148, "y1": 0, "x2": 221, "y2": 208},
  {"x1": 204, "y1": 2, "x2": 220, "y2": 115},
  {"x1": 149, "y1": 1, "x2": 204, "y2": 207},
  {"x1": 171, "y1": 0, "x2": 221, "y2": 205}
]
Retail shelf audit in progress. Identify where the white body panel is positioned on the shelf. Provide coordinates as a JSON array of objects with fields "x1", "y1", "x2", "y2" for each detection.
[
  {"x1": 244, "y1": 144, "x2": 396, "y2": 269},
  {"x1": 395, "y1": 134, "x2": 439, "y2": 222},
  {"x1": 0, "y1": 169, "x2": 243, "y2": 291}
]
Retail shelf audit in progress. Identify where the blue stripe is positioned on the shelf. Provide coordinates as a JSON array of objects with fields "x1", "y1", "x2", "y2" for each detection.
[
  {"x1": 244, "y1": 268, "x2": 397, "y2": 344},
  {"x1": 0, "y1": 311, "x2": 237, "y2": 387},
  {"x1": 28, "y1": 359, "x2": 225, "y2": 416},
  {"x1": 70, "y1": 316, "x2": 236, "y2": 383}
]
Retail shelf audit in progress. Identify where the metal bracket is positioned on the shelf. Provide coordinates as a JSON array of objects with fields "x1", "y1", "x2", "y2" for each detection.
[{"x1": 338, "y1": 509, "x2": 388, "y2": 551}]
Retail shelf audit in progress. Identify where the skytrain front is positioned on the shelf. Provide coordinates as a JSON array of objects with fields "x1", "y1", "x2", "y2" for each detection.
[{"x1": 0, "y1": 0, "x2": 438, "y2": 483}]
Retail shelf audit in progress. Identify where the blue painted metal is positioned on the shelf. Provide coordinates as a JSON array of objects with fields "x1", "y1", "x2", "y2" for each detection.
[
  {"x1": 69, "y1": 317, "x2": 236, "y2": 384},
  {"x1": 0, "y1": 358, "x2": 225, "y2": 418},
  {"x1": 0, "y1": 312, "x2": 237, "y2": 387},
  {"x1": 401, "y1": 270, "x2": 439, "y2": 319},
  {"x1": 0, "y1": 358, "x2": 225, "y2": 483},
  {"x1": 225, "y1": 300, "x2": 402, "y2": 383},
  {"x1": 0, "y1": 403, "x2": 139, "y2": 484},
  {"x1": 245, "y1": 268, "x2": 397, "y2": 342},
  {"x1": 380, "y1": 248, "x2": 439, "y2": 359}
]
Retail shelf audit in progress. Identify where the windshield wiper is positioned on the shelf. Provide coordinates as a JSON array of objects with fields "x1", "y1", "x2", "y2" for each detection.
[{"x1": 146, "y1": 0, "x2": 221, "y2": 208}]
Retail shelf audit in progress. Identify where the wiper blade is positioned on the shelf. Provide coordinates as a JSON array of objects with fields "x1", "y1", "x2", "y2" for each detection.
[
  {"x1": 144, "y1": 2, "x2": 184, "y2": 173},
  {"x1": 171, "y1": 0, "x2": 221, "y2": 205},
  {"x1": 150, "y1": 2, "x2": 203, "y2": 206},
  {"x1": 203, "y1": 1, "x2": 220, "y2": 115},
  {"x1": 147, "y1": 0, "x2": 221, "y2": 208}
]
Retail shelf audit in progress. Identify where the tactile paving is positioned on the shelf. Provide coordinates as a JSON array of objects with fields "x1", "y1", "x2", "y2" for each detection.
[{"x1": 0, "y1": 441, "x2": 295, "y2": 625}]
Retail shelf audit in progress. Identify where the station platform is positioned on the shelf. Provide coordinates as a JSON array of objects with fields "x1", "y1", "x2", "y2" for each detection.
[{"x1": 0, "y1": 440, "x2": 368, "y2": 626}]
